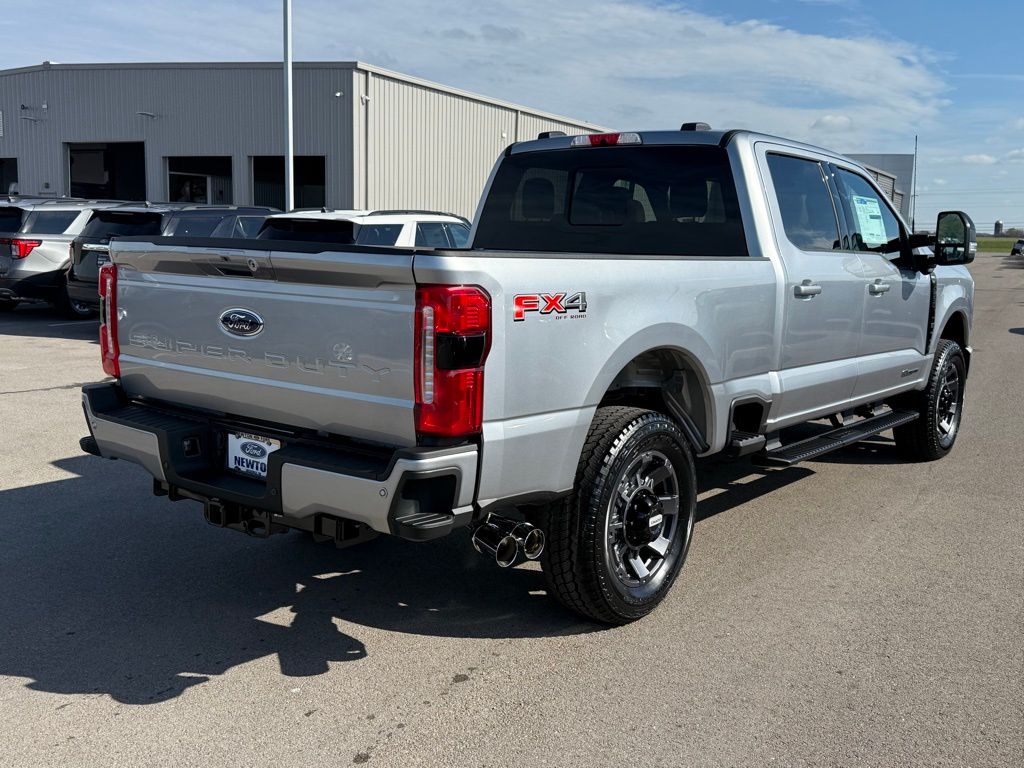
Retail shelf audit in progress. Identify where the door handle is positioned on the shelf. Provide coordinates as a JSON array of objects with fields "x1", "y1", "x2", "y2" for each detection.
[
  {"x1": 794, "y1": 279, "x2": 822, "y2": 298},
  {"x1": 868, "y1": 279, "x2": 891, "y2": 295}
]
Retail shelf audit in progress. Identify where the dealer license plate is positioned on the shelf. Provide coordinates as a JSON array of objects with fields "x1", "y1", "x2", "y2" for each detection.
[{"x1": 226, "y1": 431, "x2": 281, "y2": 480}]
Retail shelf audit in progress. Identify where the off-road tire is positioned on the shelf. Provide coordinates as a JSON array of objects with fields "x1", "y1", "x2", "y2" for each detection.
[
  {"x1": 538, "y1": 407, "x2": 697, "y2": 625},
  {"x1": 893, "y1": 339, "x2": 967, "y2": 461}
]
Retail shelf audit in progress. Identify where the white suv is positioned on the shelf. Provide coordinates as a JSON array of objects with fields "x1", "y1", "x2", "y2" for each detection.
[{"x1": 257, "y1": 209, "x2": 471, "y2": 248}]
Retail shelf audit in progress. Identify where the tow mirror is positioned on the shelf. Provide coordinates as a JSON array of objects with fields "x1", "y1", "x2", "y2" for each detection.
[{"x1": 934, "y1": 211, "x2": 976, "y2": 265}]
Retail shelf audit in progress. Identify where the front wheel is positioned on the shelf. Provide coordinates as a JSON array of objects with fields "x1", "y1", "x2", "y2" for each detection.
[
  {"x1": 0, "y1": 298, "x2": 19, "y2": 312},
  {"x1": 538, "y1": 407, "x2": 697, "y2": 625},
  {"x1": 893, "y1": 339, "x2": 967, "y2": 461}
]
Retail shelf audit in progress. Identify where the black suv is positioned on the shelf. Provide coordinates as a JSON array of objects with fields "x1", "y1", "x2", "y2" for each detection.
[{"x1": 66, "y1": 205, "x2": 275, "y2": 310}]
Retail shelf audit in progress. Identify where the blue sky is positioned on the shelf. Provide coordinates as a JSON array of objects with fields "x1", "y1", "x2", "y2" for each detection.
[{"x1": 2, "y1": 0, "x2": 1021, "y2": 231}]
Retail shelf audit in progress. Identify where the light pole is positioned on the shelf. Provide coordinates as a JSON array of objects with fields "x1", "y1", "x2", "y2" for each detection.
[{"x1": 283, "y1": 0, "x2": 295, "y2": 211}]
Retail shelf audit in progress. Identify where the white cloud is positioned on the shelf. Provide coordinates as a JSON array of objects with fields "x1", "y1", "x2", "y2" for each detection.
[
  {"x1": 1008, "y1": 149, "x2": 1024, "y2": 163},
  {"x1": 1014, "y1": 117, "x2": 1024, "y2": 130},
  {"x1": 962, "y1": 153, "x2": 997, "y2": 165},
  {"x1": 811, "y1": 114, "x2": 852, "y2": 131},
  {"x1": 0, "y1": 0, "x2": 947, "y2": 149},
  {"x1": 933, "y1": 179, "x2": 947, "y2": 186}
]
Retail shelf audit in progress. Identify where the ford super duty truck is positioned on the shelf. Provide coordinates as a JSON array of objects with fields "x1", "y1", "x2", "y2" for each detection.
[{"x1": 79, "y1": 127, "x2": 976, "y2": 624}]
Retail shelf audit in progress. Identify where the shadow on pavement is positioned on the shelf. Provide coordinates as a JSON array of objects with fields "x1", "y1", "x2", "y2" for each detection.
[
  {"x1": 2, "y1": 428, "x2": 915, "y2": 705},
  {"x1": 0, "y1": 304, "x2": 98, "y2": 343},
  {"x1": 1010, "y1": 328, "x2": 1024, "y2": 336},
  {"x1": 0, "y1": 456, "x2": 595, "y2": 705}
]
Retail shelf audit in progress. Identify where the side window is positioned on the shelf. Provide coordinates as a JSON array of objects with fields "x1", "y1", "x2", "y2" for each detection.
[
  {"x1": 415, "y1": 223, "x2": 452, "y2": 248},
  {"x1": 21, "y1": 210, "x2": 80, "y2": 235},
  {"x1": 355, "y1": 223, "x2": 404, "y2": 246},
  {"x1": 767, "y1": 154, "x2": 840, "y2": 252},
  {"x1": 445, "y1": 223, "x2": 471, "y2": 248},
  {"x1": 833, "y1": 168, "x2": 902, "y2": 254},
  {"x1": 234, "y1": 216, "x2": 266, "y2": 238}
]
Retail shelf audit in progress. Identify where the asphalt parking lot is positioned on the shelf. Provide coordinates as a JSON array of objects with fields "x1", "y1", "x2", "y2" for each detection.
[{"x1": 0, "y1": 253, "x2": 1021, "y2": 768}]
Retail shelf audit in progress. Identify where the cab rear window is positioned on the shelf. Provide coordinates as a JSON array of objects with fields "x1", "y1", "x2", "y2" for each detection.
[{"x1": 474, "y1": 145, "x2": 747, "y2": 256}]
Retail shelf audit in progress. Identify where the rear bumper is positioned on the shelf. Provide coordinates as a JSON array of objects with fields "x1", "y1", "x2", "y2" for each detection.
[{"x1": 81, "y1": 383, "x2": 478, "y2": 540}]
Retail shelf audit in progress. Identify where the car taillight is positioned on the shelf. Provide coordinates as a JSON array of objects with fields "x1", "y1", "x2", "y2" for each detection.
[
  {"x1": 415, "y1": 285, "x2": 491, "y2": 439},
  {"x1": 98, "y1": 263, "x2": 120, "y2": 378},
  {"x1": 10, "y1": 239, "x2": 42, "y2": 259}
]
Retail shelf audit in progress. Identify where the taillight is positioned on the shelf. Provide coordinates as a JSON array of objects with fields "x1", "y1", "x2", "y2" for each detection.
[
  {"x1": 570, "y1": 132, "x2": 642, "y2": 147},
  {"x1": 10, "y1": 239, "x2": 42, "y2": 259},
  {"x1": 98, "y1": 263, "x2": 120, "y2": 378},
  {"x1": 414, "y1": 285, "x2": 491, "y2": 439}
]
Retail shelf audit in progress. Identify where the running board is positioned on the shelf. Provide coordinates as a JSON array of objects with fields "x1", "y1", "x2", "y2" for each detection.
[{"x1": 755, "y1": 409, "x2": 918, "y2": 467}]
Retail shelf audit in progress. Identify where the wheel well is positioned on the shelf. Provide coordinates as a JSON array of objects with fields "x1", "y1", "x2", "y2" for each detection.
[
  {"x1": 598, "y1": 348, "x2": 711, "y2": 451},
  {"x1": 939, "y1": 312, "x2": 970, "y2": 370}
]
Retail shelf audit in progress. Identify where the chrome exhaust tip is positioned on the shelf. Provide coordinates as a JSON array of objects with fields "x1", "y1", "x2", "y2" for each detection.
[
  {"x1": 472, "y1": 522, "x2": 519, "y2": 568},
  {"x1": 471, "y1": 514, "x2": 546, "y2": 566},
  {"x1": 516, "y1": 524, "x2": 545, "y2": 560}
]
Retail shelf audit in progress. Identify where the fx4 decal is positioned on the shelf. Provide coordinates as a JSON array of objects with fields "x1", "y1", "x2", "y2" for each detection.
[{"x1": 513, "y1": 292, "x2": 588, "y2": 322}]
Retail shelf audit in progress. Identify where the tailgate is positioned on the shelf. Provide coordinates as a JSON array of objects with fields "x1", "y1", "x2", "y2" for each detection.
[
  {"x1": 71, "y1": 238, "x2": 110, "y2": 283},
  {"x1": 111, "y1": 239, "x2": 418, "y2": 447}
]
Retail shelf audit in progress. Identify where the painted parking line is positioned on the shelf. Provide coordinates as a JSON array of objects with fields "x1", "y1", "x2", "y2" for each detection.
[{"x1": 47, "y1": 320, "x2": 98, "y2": 327}]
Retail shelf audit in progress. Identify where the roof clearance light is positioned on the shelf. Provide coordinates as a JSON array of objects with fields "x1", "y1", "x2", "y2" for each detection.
[{"x1": 569, "y1": 132, "x2": 642, "y2": 147}]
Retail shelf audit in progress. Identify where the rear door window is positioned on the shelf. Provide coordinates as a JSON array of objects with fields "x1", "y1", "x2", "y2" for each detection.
[
  {"x1": 766, "y1": 154, "x2": 841, "y2": 252},
  {"x1": 831, "y1": 168, "x2": 902, "y2": 254},
  {"x1": 20, "y1": 210, "x2": 80, "y2": 235},
  {"x1": 80, "y1": 211, "x2": 164, "y2": 238},
  {"x1": 474, "y1": 145, "x2": 747, "y2": 256}
]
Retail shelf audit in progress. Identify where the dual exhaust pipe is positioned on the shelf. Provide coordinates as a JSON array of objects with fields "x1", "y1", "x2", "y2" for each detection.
[{"x1": 471, "y1": 513, "x2": 545, "y2": 568}]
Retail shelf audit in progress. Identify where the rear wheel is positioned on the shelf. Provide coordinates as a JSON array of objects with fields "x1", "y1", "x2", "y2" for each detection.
[
  {"x1": 55, "y1": 281, "x2": 96, "y2": 319},
  {"x1": 0, "y1": 298, "x2": 19, "y2": 312},
  {"x1": 893, "y1": 339, "x2": 967, "y2": 461},
  {"x1": 538, "y1": 407, "x2": 697, "y2": 625}
]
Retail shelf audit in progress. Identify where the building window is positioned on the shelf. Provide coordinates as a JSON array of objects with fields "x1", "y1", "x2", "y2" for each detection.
[
  {"x1": 251, "y1": 156, "x2": 326, "y2": 211},
  {"x1": 167, "y1": 156, "x2": 233, "y2": 204}
]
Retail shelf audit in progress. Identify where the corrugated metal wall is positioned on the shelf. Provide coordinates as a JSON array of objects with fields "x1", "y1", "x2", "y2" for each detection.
[
  {"x1": 0, "y1": 62, "x2": 599, "y2": 216},
  {"x1": 0, "y1": 63, "x2": 355, "y2": 207},
  {"x1": 358, "y1": 69, "x2": 600, "y2": 217}
]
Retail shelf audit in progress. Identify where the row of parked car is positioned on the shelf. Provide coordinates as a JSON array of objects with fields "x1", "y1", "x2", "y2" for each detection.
[{"x1": 0, "y1": 196, "x2": 471, "y2": 317}]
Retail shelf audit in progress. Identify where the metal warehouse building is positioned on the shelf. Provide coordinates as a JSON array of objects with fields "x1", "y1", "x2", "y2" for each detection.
[{"x1": 0, "y1": 61, "x2": 602, "y2": 216}]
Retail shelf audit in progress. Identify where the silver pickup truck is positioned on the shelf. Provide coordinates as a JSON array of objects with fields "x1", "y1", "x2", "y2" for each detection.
[{"x1": 80, "y1": 127, "x2": 976, "y2": 624}]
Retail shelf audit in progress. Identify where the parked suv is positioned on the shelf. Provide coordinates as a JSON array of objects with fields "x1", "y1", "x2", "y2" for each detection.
[
  {"x1": 258, "y1": 209, "x2": 471, "y2": 247},
  {"x1": 66, "y1": 205, "x2": 275, "y2": 311},
  {"x1": 0, "y1": 198, "x2": 127, "y2": 316}
]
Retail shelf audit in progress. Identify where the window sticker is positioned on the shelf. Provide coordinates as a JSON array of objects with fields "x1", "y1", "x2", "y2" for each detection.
[{"x1": 851, "y1": 195, "x2": 887, "y2": 245}]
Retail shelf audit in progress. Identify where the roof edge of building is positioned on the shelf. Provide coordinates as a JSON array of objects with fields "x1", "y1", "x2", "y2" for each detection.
[{"x1": 0, "y1": 60, "x2": 606, "y2": 132}]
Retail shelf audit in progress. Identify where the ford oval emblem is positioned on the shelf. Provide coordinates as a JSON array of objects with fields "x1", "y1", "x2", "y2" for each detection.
[
  {"x1": 240, "y1": 441, "x2": 267, "y2": 458},
  {"x1": 219, "y1": 308, "x2": 264, "y2": 337}
]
